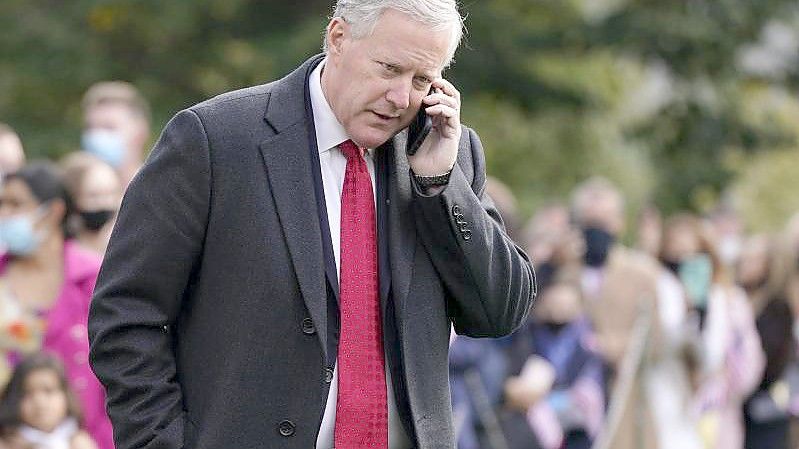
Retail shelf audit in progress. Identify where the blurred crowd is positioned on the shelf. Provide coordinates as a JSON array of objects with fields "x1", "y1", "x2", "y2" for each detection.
[
  {"x1": 451, "y1": 177, "x2": 799, "y2": 449},
  {"x1": 0, "y1": 82, "x2": 147, "y2": 449},
  {"x1": 1, "y1": 79, "x2": 798, "y2": 449}
]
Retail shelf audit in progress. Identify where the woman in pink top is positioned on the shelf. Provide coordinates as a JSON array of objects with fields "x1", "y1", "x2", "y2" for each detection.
[{"x1": 0, "y1": 162, "x2": 113, "y2": 449}]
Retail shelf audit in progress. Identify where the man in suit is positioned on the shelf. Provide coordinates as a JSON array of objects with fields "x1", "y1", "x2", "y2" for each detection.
[{"x1": 87, "y1": 1, "x2": 536, "y2": 448}]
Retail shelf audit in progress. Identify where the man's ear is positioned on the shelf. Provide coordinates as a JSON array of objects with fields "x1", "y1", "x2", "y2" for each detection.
[{"x1": 326, "y1": 17, "x2": 349, "y2": 57}]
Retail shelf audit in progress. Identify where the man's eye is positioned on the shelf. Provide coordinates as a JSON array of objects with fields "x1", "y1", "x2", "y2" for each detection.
[
  {"x1": 413, "y1": 77, "x2": 432, "y2": 89},
  {"x1": 380, "y1": 62, "x2": 398, "y2": 73}
]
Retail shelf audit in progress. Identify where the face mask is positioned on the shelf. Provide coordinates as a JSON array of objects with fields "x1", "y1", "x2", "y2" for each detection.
[
  {"x1": 79, "y1": 209, "x2": 115, "y2": 232},
  {"x1": 0, "y1": 207, "x2": 49, "y2": 256},
  {"x1": 543, "y1": 321, "x2": 568, "y2": 334},
  {"x1": 583, "y1": 226, "x2": 616, "y2": 267},
  {"x1": 679, "y1": 254, "x2": 713, "y2": 308},
  {"x1": 662, "y1": 259, "x2": 681, "y2": 275},
  {"x1": 81, "y1": 129, "x2": 126, "y2": 168}
]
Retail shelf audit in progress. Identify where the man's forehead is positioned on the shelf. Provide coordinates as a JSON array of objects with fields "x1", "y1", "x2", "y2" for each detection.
[{"x1": 367, "y1": 47, "x2": 445, "y2": 76}]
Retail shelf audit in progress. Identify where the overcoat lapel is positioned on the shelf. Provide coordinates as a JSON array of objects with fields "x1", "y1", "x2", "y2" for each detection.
[
  {"x1": 258, "y1": 55, "x2": 329, "y2": 360},
  {"x1": 386, "y1": 131, "x2": 417, "y2": 318}
]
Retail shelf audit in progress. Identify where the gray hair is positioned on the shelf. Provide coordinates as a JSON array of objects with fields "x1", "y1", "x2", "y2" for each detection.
[
  {"x1": 570, "y1": 176, "x2": 625, "y2": 225},
  {"x1": 323, "y1": 0, "x2": 465, "y2": 66}
]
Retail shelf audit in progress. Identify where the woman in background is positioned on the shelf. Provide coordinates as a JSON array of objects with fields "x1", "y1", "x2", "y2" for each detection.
[
  {"x1": 737, "y1": 234, "x2": 796, "y2": 449},
  {"x1": 660, "y1": 213, "x2": 764, "y2": 449},
  {"x1": 0, "y1": 162, "x2": 113, "y2": 449},
  {"x1": 61, "y1": 153, "x2": 121, "y2": 256}
]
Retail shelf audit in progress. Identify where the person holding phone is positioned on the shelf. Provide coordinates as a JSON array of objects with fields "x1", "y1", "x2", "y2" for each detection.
[{"x1": 87, "y1": 1, "x2": 536, "y2": 449}]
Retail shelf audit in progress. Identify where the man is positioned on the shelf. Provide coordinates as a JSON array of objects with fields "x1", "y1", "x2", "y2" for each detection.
[
  {"x1": 569, "y1": 177, "x2": 662, "y2": 449},
  {"x1": 81, "y1": 81, "x2": 151, "y2": 188},
  {"x1": 87, "y1": 1, "x2": 536, "y2": 449},
  {"x1": 0, "y1": 123, "x2": 26, "y2": 179}
]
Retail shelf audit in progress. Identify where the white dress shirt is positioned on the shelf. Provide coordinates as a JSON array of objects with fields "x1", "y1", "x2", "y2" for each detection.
[{"x1": 309, "y1": 59, "x2": 411, "y2": 449}]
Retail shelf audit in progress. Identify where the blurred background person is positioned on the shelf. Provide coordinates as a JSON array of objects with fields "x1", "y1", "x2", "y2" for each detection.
[
  {"x1": 569, "y1": 176, "x2": 660, "y2": 449},
  {"x1": 708, "y1": 203, "x2": 745, "y2": 270},
  {"x1": 660, "y1": 213, "x2": 764, "y2": 449},
  {"x1": 0, "y1": 125, "x2": 26, "y2": 183},
  {"x1": 0, "y1": 353, "x2": 97, "y2": 449},
  {"x1": 646, "y1": 218, "x2": 704, "y2": 449},
  {"x1": 80, "y1": 81, "x2": 150, "y2": 189},
  {"x1": 60, "y1": 153, "x2": 122, "y2": 256},
  {"x1": 636, "y1": 203, "x2": 663, "y2": 259},
  {"x1": 521, "y1": 202, "x2": 580, "y2": 289},
  {"x1": 485, "y1": 177, "x2": 522, "y2": 243},
  {"x1": 0, "y1": 162, "x2": 112, "y2": 449},
  {"x1": 737, "y1": 233, "x2": 796, "y2": 449},
  {"x1": 500, "y1": 270, "x2": 604, "y2": 449}
]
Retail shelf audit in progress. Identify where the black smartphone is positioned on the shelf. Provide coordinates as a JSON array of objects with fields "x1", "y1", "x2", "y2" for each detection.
[{"x1": 406, "y1": 88, "x2": 434, "y2": 156}]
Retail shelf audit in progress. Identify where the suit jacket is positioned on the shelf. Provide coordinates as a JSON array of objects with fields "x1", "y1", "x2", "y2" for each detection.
[{"x1": 88, "y1": 54, "x2": 536, "y2": 449}]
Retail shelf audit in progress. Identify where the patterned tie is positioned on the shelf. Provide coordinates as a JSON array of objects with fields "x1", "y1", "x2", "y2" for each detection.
[{"x1": 335, "y1": 140, "x2": 388, "y2": 448}]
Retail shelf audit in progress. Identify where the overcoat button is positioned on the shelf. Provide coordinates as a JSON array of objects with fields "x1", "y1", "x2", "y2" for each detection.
[
  {"x1": 301, "y1": 318, "x2": 316, "y2": 335},
  {"x1": 278, "y1": 420, "x2": 295, "y2": 437},
  {"x1": 324, "y1": 367, "x2": 334, "y2": 383}
]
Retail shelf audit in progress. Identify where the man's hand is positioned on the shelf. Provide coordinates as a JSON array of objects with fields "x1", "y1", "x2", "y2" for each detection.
[{"x1": 407, "y1": 78, "x2": 461, "y2": 177}]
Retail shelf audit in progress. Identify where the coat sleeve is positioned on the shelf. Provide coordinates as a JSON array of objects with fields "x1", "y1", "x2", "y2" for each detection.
[
  {"x1": 88, "y1": 109, "x2": 211, "y2": 449},
  {"x1": 411, "y1": 127, "x2": 536, "y2": 337}
]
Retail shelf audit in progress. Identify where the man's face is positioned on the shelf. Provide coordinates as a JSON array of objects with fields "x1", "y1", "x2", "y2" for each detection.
[
  {"x1": 322, "y1": 9, "x2": 452, "y2": 149},
  {"x1": 84, "y1": 103, "x2": 146, "y2": 158},
  {"x1": 580, "y1": 194, "x2": 623, "y2": 236}
]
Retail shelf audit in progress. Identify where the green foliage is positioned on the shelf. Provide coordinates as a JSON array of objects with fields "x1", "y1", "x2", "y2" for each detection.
[{"x1": 1, "y1": 0, "x2": 797, "y2": 227}]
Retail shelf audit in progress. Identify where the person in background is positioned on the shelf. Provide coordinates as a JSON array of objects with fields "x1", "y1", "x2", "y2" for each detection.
[
  {"x1": 0, "y1": 125, "x2": 26, "y2": 182},
  {"x1": 786, "y1": 213, "x2": 799, "y2": 329},
  {"x1": 660, "y1": 213, "x2": 764, "y2": 449},
  {"x1": 521, "y1": 202, "x2": 579, "y2": 288},
  {"x1": 636, "y1": 203, "x2": 662, "y2": 258},
  {"x1": 708, "y1": 201, "x2": 745, "y2": 269},
  {"x1": 569, "y1": 176, "x2": 661, "y2": 449},
  {"x1": 0, "y1": 353, "x2": 97, "y2": 449},
  {"x1": 61, "y1": 153, "x2": 122, "y2": 256},
  {"x1": 738, "y1": 234, "x2": 796, "y2": 449},
  {"x1": 0, "y1": 162, "x2": 112, "y2": 449},
  {"x1": 485, "y1": 177, "x2": 522, "y2": 242},
  {"x1": 81, "y1": 81, "x2": 150, "y2": 188},
  {"x1": 646, "y1": 220, "x2": 704, "y2": 449},
  {"x1": 501, "y1": 270, "x2": 604, "y2": 449}
]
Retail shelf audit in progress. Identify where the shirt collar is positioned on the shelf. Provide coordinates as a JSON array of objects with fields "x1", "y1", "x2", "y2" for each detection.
[{"x1": 309, "y1": 59, "x2": 373, "y2": 157}]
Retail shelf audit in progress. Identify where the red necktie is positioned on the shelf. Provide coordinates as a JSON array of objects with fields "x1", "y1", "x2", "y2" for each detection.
[{"x1": 335, "y1": 140, "x2": 388, "y2": 448}]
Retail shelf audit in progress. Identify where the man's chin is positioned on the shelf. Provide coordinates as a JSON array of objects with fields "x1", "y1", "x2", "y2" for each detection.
[{"x1": 350, "y1": 127, "x2": 401, "y2": 150}]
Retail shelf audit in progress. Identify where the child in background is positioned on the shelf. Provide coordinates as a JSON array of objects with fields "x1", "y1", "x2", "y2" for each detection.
[
  {"x1": 0, "y1": 353, "x2": 96, "y2": 449},
  {"x1": 501, "y1": 270, "x2": 605, "y2": 449}
]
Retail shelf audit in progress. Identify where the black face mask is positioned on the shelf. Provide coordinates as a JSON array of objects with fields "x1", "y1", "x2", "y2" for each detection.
[
  {"x1": 543, "y1": 321, "x2": 568, "y2": 334},
  {"x1": 583, "y1": 227, "x2": 616, "y2": 267},
  {"x1": 80, "y1": 209, "x2": 115, "y2": 231},
  {"x1": 662, "y1": 259, "x2": 681, "y2": 275}
]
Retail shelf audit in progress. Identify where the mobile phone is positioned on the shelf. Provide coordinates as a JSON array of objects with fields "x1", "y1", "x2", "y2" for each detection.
[{"x1": 406, "y1": 88, "x2": 434, "y2": 156}]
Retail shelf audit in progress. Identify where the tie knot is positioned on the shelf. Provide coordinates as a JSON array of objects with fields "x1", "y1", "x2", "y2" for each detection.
[{"x1": 339, "y1": 140, "x2": 364, "y2": 161}]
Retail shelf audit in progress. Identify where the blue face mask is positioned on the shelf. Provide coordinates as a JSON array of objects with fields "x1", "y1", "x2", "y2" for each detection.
[
  {"x1": 0, "y1": 208, "x2": 48, "y2": 256},
  {"x1": 81, "y1": 128, "x2": 126, "y2": 168},
  {"x1": 679, "y1": 254, "x2": 713, "y2": 308}
]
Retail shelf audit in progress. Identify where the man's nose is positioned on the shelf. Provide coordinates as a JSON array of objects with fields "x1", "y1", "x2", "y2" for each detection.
[{"x1": 385, "y1": 78, "x2": 412, "y2": 110}]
